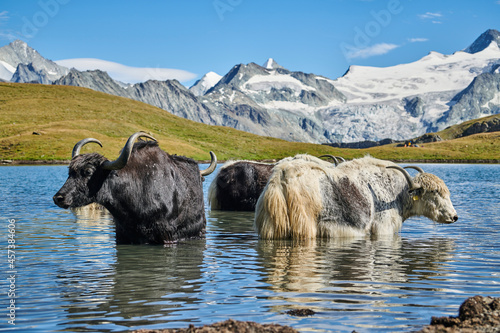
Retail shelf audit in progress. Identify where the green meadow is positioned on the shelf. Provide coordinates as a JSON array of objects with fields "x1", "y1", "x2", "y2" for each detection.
[{"x1": 0, "y1": 83, "x2": 498, "y2": 163}]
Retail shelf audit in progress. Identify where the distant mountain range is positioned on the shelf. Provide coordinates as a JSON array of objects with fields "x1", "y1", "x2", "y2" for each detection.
[{"x1": 1, "y1": 29, "x2": 500, "y2": 143}]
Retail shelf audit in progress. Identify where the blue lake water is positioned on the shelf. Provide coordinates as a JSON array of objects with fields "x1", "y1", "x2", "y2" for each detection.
[{"x1": 0, "y1": 163, "x2": 499, "y2": 332}]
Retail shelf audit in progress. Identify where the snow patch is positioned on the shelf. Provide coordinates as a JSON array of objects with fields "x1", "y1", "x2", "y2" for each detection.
[
  {"x1": 334, "y1": 42, "x2": 500, "y2": 104},
  {"x1": 0, "y1": 60, "x2": 15, "y2": 81},
  {"x1": 190, "y1": 71, "x2": 222, "y2": 96},
  {"x1": 244, "y1": 73, "x2": 315, "y2": 93}
]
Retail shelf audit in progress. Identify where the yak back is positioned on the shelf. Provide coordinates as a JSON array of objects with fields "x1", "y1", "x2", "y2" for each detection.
[
  {"x1": 255, "y1": 156, "x2": 409, "y2": 239},
  {"x1": 318, "y1": 156, "x2": 408, "y2": 236},
  {"x1": 209, "y1": 161, "x2": 273, "y2": 211},
  {"x1": 99, "y1": 140, "x2": 206, "y2": 244}
]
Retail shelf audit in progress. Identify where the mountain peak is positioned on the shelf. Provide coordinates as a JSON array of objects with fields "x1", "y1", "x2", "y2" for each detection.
[
  {"x1": 10, "y1": 39, "x2": 28, "y2": 48},
  {"x1": 0, "y1": 39, "x2": 36, "y2": 63},
  {"x1": 262, "y1": 58, "x2": 284, "y2": 70},
  {"x1": 464, "y1": 29, "x2": 500, "y2": 54},
  {"x1": 189, "y1": 71, "x2": 222, "y2": 96},
  {"x1": 3, "y1": 40, "x2": 30, "y2": 53},
  {"x1": 0, "y1": 39, "x2": 70, "y2": 81}
]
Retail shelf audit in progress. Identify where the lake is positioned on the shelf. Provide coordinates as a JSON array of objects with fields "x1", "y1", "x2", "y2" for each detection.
[{"x1": 0, "y1": 163, "x2": 499, "y2": 332}]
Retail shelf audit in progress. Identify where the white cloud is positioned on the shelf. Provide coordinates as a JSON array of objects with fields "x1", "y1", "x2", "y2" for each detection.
[
  {"x1": 418, "y1": 12, "x2": 442, "y2": 19},
  {"x1": 0, "y1": 12, "x2": 22, "y2": 42},
  {"x1": 0, "y1": 31, "x2": 19, "y2": 41},
  {"x1": 55, "y1": 58, "x2": 197, "y2": 84},
  {"x1": 418, "y1": 12, "x2": 443, "y2": 23},
  {"x1": 346, "y1": 43, "x2": 399, "y2": 59},
  {"x1": 0, "y1": 11, "x2": 9, "y2": 21},
  {"x1": 409, "y1": 38, "x2": 428, "y2": 43}
]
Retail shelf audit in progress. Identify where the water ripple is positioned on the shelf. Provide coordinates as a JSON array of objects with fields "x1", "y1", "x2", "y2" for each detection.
[{"x1": 0, "y1": 164, "x2": 499, "y2": 332}]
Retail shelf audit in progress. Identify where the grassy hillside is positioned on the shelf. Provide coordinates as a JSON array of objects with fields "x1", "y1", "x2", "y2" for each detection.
[
  {"x1": 0, "y1": 82, "x2": 498, "y2": 162},
  {"x1": 430, "y1": 113, "x2": 499, "y2": 140},
  {"x1": 366, "y1": 132, "x2": 499, "y2": 162}
]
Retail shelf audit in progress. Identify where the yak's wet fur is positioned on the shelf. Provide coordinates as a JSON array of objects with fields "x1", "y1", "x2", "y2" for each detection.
[
  {"x1": 208, "y1": 154, "x2": 335, "y2": 212},
  {"x1": 208, "y1": 160, "x2": 274, "y2": 211},
  {"x1": 57, "y1": 141, "x2": 206, "y2": 244},
  {"x1": 255, "y1": 156, "x2": 457, "y2": 239}
]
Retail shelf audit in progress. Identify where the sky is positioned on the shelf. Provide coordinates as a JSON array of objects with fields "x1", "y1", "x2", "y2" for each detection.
[{"x1": 0, "y1": 0, "x2": 499, "y2": 87}]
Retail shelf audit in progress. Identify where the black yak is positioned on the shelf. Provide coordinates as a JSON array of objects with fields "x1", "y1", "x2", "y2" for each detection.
[{"x1": 53, "y1": 132, "x2": 217, "y2": 244}]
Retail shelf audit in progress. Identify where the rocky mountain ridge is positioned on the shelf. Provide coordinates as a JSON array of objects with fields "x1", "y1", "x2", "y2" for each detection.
[
  {"x1": 0, "y1": 39, "x2": 69, "y2": 82},
  {"x1": 1, "y1": 29, "x2": 499, "y2": 143}
]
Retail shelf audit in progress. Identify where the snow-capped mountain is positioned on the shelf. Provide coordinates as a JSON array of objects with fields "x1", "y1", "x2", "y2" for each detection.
[
  {"x1": 1, "y1": 29, "x2": 500, "y2": 144},
  {"x1": 439, "y1": 70, "x2": 500, "y2": 126},
  {"x1": 189, "y1": 71, "x2": 222, "y2": 96},
  {"x1": 197, "y1": 60, "x2": 347, "y2": 142},
  {"x1": 464, "y1": 29, "x2": 500, "y2": 54},
  {"x1": 319, "y1": 30, "x2": 500, "y2": 142},
  {"x1": 198, "y1": 30, "x2": 500, "y2": 143},
  {"x1": 206, "y1": 61, "x2": 345, "y2": 113},
  {"x1": 0, "y1": 40, "x2": 69, "y2": 82},
  {"x1": 262, "y1": 58, "x2": 284, "y2": 70}
]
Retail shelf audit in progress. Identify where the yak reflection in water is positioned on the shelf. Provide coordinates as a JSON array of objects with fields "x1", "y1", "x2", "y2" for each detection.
[
  {"x1": 57, "y1": 203, "x2": 206, "y2": 330},
  {"x1": 57, "y1": 203, "x2": 457, "y2": 330},
  {"x1": 70, "y1": 203, "x2": 111, "y2": 221},
  {"x1": 257, "y1": 235, "x2": 456, "y2": 311}
]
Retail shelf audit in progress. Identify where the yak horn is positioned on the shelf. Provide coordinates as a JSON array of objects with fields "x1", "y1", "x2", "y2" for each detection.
[
  {"x1": 404, "y1": 166, "x2": 424, "y2": 173},
  {"x1": 102, "y1": 132, "x2": 157, "y2": 170},
  {"x1": 72, "y1": 138, "x2": 103, "y2": 158},
  {"x1": 200, "y1": 151, "x2": 217, "y2": 177},
  {"x1": 319, "y1": 154, "x2": 340, "y2": 166},
  {"x1": 387, "y1": 165, "x2": 421, "y2": 192}
]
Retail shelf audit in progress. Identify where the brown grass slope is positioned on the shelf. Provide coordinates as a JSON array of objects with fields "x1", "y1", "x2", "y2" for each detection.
[
  {"x1": 0, "y1": 82, "x2": 498, "y2": 162},
  {"x1": 436, "y1": 113, "x2": 500, "y2": 140}
]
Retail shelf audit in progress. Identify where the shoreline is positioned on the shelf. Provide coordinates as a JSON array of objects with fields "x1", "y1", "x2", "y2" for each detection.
[
  {"x1": 1, "y1": 159, "x2": 499, "y2": 165},
  {"x1": 129, "y1": 296, "x2": 499, "y2": 333}
]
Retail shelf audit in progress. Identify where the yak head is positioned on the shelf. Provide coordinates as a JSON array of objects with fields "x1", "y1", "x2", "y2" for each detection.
[
  {"x1": 387, "y1": 165, "x2": 458, "y2": 224},
  {"x1": 53, "y1": 132, "x2": 156, "y2": 209},
  {"x1": 53, "y1": 132, "x2": 217, "y2": 209}
]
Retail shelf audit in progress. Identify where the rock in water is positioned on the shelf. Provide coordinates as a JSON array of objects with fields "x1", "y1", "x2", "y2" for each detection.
[{"x1": 418, "y1": 296, "x2": 500, "y2": 332}]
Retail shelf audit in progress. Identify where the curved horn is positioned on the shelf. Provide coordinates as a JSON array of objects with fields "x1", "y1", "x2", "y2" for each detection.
[
  {"x1": 102, "y1": 132, "x2": 157, "y2": 170},
  {"x1": 336, "y1": 156, "x2": 346, "y2": 163},
  {"x1": 387, "y1": 165, "x2": 421, "y2": 192},
  {"x1": 200, "y1": 151, "x2": 217, "y2": 177},
  {"x1": 404, "y1": 166, "x2": 424, "y2": 173},
  {"x1": 319, "y1": 154, "x2": 339, "y2": 166},
  {"x1": 72, "y1": 138, "x2": 103, "y2": 158}
]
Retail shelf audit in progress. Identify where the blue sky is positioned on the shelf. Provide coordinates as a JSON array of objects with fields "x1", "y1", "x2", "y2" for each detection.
[{"x1": 0, "y1": 0, "x2": 499, "y2": 86}]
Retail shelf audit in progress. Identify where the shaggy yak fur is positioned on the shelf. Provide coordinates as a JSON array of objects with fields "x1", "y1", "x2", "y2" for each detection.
[
  {"x1": 208, "y1": 155, "x2": 336, "y2": 212},
  {"x1": 254, "y1": 156, "x2": 458, "y2": 239},
  {"x1": 208, "y1": 160, "x2": 274, "y2": 211},
  {"x1": 54, "y1": 141, "x2": 206, "y2": 244}
]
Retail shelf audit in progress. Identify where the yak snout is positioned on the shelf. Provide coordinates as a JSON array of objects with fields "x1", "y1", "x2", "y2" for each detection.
[
  {"x1": 440, "y1": 214, "x2": 458, "y2": 224},
  {"x1": 447, "y1": 214, "x2": 459, "y2": 224},
  {"x1": 437, "y1": 205, "x2": 458, "y2": 224},
  {"x1": 53, "y1": 192, "x2": 70, "y2": 209}
]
